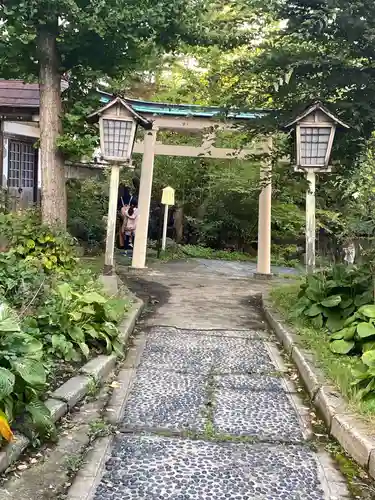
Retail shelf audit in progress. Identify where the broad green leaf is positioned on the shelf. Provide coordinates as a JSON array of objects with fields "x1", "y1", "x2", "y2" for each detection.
[
  {"x1": 363, "y1": 342, "x2": 375, "y2": 353},
  {"x1": 321, "y1": 295, "x2": 341, "y2": 307},
  {"x1": 343, "y1": 327, "x2": 357, "y2": 340},
  {"x1": 6, "y1": 333, "x2": 43, "y2": 357},
  {"x1": 355, "y1": 292, "x2": 374, "y2": 308},
  {"x1": 325, "y1": 280, "x2": 338, "y2": 290},
  {"x1": 0, "y1": 303, "x2": 20, "y2": 332},
  {"x1": 342, "y1": 305, "x2": 356, "y2": 318},
  {"x1": 57, "y1": 282, "x2": 72, "y2": 300},
  {"x1": 305, "y1": 287, "x2": 321, "y2": 302},
  {"x1": 103, "y1": 298, "x2": 127, "y2": 322},
  {"x1": 358, "y1": 305, "x2": 375, "y2": 318},
  {"x1": 344, "y1": 314, "x2": 358, "y2": 327},
  {"x1": 340, "y1": 297, "x2": 353, "y2": 309},
  {"x1": 330, "y1": 339, "x2": 355, "y2": 354},
  {"x1": 69, "y1": 311, "x2": 83, "y2": 321},
  {"x1": 83, "y1": 325, "x2": 99, "y2": 338},
  {"x1": 81, "y1": 291, "x2": 107, "y2": 304},
  {"x1": 79, "y1": 342, "x2": 90, "y2": 358},
  {"x1": 0, "y1": 367, "x2": 15, "y2": 399},
  {"x1": 98, "y1": 332, "x2": 112, "y2": 353},
  {"x1": 330, "y1": 330, "x2": 344, "y2": 340},
  {"x1": 311, "y1": 313, "x2": 323, "y2": 329},
  {"x1": 362, "y1": 350, "x2": 375, "y2": 367},
  {"x1": 68, "y1": 326, "x2": 85, "y2": 343},
  {"x1": 81, "y1": 305, "x2": 95, "y2": 315},
  {"x1": 357, "y1": 322, "x2": 375, "y2": 339},
  {"x1": 26, "y1": 400, "x2": 53, "y2": 431},
  {"x1": 326, "y1": 314, "x2": 345, "y2": 332},
  {"x1": 305, "y1": 304, "x2": 322, "y2": 317},
  {"x1": 12, "y1": 359, "x2": 46, "y2": 386},
  {"x1": 112, "y1": 339, "x2": 123, "y2": 356}
]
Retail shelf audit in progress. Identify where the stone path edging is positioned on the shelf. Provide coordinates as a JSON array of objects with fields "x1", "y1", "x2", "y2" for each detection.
[
  {"x1": 262, "y1": 295, "x2": 375, "y2": 480},
  {"x1": 0, "y1": 296, "x2": 144, "y2": 475}
]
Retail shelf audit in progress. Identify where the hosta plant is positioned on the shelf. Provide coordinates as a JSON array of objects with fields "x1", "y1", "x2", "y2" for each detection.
[
  {"x1": 292, "y1": 265, "x2": 372, "y2": 331},
  {"x1": 329, "y1": 304, "x2": 375, "y2": 355},
  {"x1": 0, "y1": 302, "x2": 52, "y2": 442},
  {"x1": 0, "y1": 211, "x2": 77, "y2": 272},
  {"x1": 28, "y1": 281, "x2": 127, "y2": 362}
]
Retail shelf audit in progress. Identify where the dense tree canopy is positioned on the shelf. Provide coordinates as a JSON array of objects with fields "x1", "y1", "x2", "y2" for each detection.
[{"x1": 0, "y1": 0, "x2": 211, "y2": 225}]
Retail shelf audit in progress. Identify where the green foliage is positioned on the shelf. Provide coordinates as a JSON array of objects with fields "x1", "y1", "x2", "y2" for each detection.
[
  {"x1": 0, "y1": 211, "x2": 77, "y2": 272},
  {"x1": 0, "y1": 212, "x2": 129, "y2": 443},
  {"x1": 181, "y1": 244, "x2": 255, "y2": 261},
  {"x1": 271, "y1": 283, "x2": 374, "y2": 415},
  {"x1": 29, "y1": 280, "x2": 126, "y2": 362},
  {"x1": 67, "y1": 177, "x2": 108, "y2": 248},
  {"x1": 0, "y1": 303, "x2": 52, "y2": 440},
  {"x1": 291, "y1": 264, "x2": 375, "y2": 401},
  {"x1": 292, "y1": 265, "x2": 373, "y2": 333},
  {"x1": 0, "y1": 253, "x2": 47, "y2": 310}
]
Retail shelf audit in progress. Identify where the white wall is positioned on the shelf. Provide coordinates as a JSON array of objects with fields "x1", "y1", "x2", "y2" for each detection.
[{"x1": 3, "y1": 121, "x2": 40, "y2": 138}]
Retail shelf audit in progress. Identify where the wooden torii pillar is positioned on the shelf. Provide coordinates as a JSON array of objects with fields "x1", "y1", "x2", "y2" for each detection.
[{"x1": 132, "y1": 122, "x2": 273, "y2": 278}]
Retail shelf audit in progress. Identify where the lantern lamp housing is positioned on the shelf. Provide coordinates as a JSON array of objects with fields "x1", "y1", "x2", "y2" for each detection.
[
  {"x1": 88, "y1": 97, "x2": 152, "y2": 163},
  {"x1": 286, "y1": 102, "x2": 349, "y2": 172}
]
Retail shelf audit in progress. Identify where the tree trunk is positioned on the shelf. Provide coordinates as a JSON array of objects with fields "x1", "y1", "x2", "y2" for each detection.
[
  {"x1": 174, "y1": 206, "x2": 184, "y2": 243},
  {"x1": 38, "y1": 22, "x2": 67, "y2": 227}
]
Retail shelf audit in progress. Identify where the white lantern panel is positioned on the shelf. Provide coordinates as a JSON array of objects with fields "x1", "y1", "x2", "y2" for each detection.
[
  {"x1": 300, "y1": 126, "x2": 331, "y2": 166},
  {"x1": 102, "y1": 118, "x2": 134, "y2": 159}
]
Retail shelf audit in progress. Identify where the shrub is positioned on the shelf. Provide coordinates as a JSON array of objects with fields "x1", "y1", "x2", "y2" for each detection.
[
  {"x1": 291, "y1": 265, "x2": 372, "y2": 331},
  {"x1": 0, "y1": 303, "x2": 51, "y2": 442},
  {"x1": 0, "y1": 253, "x2": 47, "y2": 310},
  {"x1": 0, "y1": 211, "x2": 130, "y2": 444},
  {"x1": 25, "y1": 279, "x2": 127, "y2": 362},
  {"x1": 291, "y1": 264, "x2": 375, "y2": 401},
  {"x1": 67, "y1": 177, "x2": 108, "y2": 248},
  {"x1": 0, "y1": 211, "x2": 77, "y2": 272}
]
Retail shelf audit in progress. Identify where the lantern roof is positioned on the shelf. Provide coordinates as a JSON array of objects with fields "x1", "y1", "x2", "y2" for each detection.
[
  {"x1": 286, "y1": 102, "x2": 350, "y2": 129},
  {"x1": 88, "y1": 96, "x2": 152, "y2": 129}
]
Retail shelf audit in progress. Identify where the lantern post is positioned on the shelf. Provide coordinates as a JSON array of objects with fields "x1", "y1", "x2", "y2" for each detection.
[
  {"x1": 286, "y1": 102, "x2": 349, "y2": 273},
  {"x1": 88, "y1": 98, "x2": 151, "y2": 275}
]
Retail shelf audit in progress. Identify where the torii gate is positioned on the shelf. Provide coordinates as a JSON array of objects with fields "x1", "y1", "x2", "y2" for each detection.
[{"x1": 99, "y1": 92, "x2": 274, "y2": 278}]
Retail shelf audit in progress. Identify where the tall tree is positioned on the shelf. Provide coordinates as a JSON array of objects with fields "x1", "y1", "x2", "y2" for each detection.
[
  {"x1": 223, "y1": 0, "x2": 375, "y2": 163},
  {"x1": 0, "y1": 0, "x2": 208, "y2": 225}
]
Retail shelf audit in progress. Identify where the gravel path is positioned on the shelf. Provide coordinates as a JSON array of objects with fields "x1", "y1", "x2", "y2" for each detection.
[{"x1": 89, "y1": 261, "x2": 349, "y2": 500}]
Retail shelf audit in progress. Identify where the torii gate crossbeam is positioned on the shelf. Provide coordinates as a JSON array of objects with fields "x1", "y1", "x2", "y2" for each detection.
[{"x1": 99, "y1": 92, "x2": 273, "y2": 278}]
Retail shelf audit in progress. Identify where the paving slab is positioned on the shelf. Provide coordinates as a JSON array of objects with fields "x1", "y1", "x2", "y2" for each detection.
[
  {"x1": 213, "y1": 388, "x2": 304, "y2": 442},
  {"x1": 213, "y1": 373, "x2": 287, "y2": 392},
  {"x1": 140, "y1": 328, "x2": 275, "y2": 375},
  {"x1": 150, "y1": 325, "x2": 266, "y2": 339},
  {"x1": 93, "y1": 435, "x2": 324, "y2": 500},
  {"x1": 120, "y1": 369, "x2": 206, "y2": 432}
]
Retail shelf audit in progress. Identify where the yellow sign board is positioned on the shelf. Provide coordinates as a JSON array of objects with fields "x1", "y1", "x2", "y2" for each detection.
[{"x1": 161, "y1": 186, "x2": 175, "y2": 206}]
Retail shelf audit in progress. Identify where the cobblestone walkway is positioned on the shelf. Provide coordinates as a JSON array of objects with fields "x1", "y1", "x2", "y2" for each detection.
[{"x1": 88, "y1": 262, "x2": 350, "y2": 500}]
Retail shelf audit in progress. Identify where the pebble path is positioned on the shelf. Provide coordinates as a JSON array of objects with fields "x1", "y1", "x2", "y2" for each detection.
[{"x1": 90, "y1": 262, "x2": 349, "y2": 499}]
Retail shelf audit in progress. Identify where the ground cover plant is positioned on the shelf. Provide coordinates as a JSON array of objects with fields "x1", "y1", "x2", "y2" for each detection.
[
  {"x1": 272, "y1": 263, "x2": 375, "y2": 413},
  {"x1": 0, "y1": 212, "x2": 129, "y2": 445}
]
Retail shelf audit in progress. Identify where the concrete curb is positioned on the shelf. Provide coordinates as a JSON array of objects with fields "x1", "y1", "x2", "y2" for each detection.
[
  {"x1": 262, "y1": 296, "x2": 375, "y2": 480},
  {"x1": 0, "y1": 296, "x2": 144, "y2": 475},
  {"x1": 66, "y1": 331, "x2": 148, "y2": 500}
]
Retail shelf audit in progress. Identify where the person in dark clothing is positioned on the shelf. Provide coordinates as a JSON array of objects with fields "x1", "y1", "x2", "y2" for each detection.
[{"x1": 117, "y1": 184, "x2": 131, "y2": 211}]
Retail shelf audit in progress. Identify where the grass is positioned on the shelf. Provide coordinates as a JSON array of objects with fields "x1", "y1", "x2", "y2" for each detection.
[
  {"x1": 271, "y1": 283, "x2": 375, "y2": 419},
  {"x1": 79, "y1": 255, "x2": 104, "y2": 277},
  {"x1": 154, "y1": 243, "x2": 300, "y2": 267}
]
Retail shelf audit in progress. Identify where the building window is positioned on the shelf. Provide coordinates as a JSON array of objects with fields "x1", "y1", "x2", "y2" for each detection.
[{"x1": 8, "y1": 139, "x2": 37, "y2": 189}]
